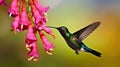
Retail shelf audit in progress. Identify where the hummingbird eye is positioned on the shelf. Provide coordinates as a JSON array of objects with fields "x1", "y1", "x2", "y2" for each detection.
[
  {"x1": 62, "y1": 27, "x2": 64, "y2": 30},
  {"x1": 61, "y1": 26, "x2": 66, "y2": 30}
]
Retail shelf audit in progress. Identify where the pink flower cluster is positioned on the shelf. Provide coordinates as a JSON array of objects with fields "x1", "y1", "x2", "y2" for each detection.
[
  {"x1": 0, "y1": 0, "x2": 7, "y2": 6},
  {"x1": 9, "y1": 0, "x2": 55, "y2": 61}
]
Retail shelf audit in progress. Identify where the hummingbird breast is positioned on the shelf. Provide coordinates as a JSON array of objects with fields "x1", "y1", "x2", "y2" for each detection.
[
  {"x1": 64, "y1": 35, "x2": 81, "y2": 50},
  {"x1": 58, "y1": 30, "x2": 81, "y2": 50}
]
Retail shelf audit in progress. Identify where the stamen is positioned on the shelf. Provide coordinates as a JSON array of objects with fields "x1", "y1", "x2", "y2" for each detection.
[
  {"x1": 9, "y1": 13, "x2": 12, "y2": 17},
  {"x1": 28, "y1": 56, "x2": 38, "y2": 61},
  {"x1": 26, "y1": 46, "x2": 31, "y2": 51},
  {"x1": 28, "y1": 56, "x2": 34, "y2": 61},
  {"x1": 33, "y1": 58, "x2": 38, "y2": 61},
  {"x1": 26, "y1": 44, "x2": 32, "y2": 51},
  {"x1": 21, "y1": 24, "x2": 23, "y2": 30},
  {"x1": 50, "y1": 34, "x2": 56, "y2": 39},
  {"x1": 46, "y1": 49, "x2": 53, "y2": 55}
]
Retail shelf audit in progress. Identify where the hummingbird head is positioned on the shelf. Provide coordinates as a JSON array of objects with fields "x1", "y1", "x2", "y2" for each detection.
[
  {"x1": 47, "y1": 26, "x2": 69, "y2": 33},
  {"x1": 57, "y1": 26, "x2": 68, "y2": 32},
  {"x1": 47, "y1": 26, "x2": 70, "y2": 37}
]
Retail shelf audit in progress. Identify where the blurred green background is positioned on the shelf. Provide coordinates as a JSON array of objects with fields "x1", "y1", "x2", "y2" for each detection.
[{"x1": 0, "y1": 0, "x2": 120, "y2": 67}]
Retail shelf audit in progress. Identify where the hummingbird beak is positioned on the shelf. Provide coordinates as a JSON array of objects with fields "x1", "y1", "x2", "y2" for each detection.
[{"x1": 47, "y1": 26, "x2": 59, "y2": 29}]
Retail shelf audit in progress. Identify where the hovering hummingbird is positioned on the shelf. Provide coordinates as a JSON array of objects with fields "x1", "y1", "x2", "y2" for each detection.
[{"x1": 47, "y1": 22, "x2": 101, "y2": 57}]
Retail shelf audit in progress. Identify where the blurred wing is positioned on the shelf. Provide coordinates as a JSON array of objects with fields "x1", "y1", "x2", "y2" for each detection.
[{"x1": 73, "y1": 22, "x2": 101, "y2": 42}]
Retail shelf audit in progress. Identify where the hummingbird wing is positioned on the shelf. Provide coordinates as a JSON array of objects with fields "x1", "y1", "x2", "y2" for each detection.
[{"x1": 73, "y1": 22, "x2": 100, "y2": 43}]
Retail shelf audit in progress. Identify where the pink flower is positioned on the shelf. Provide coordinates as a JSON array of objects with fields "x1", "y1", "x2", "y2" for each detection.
[
  {"x1": 26, "y1": 24, "x2": 39, "y2": 61},
  {"x1": 29, "y1": 0, "x2": 43, "y2": 24},
  {"x1": 8, "y1": 0, "x2": 19, "y2": 17},
  {"x1": 27, "y1": 42, "x2": 39, "y2": 61},
  {"x1": 25, "y1": 25, "x2": 37, "y2": 46},
  {"x1": 39, "y1": 31, "x2": 54, "y2": 55},
  {"x1": 36, "y1": 22, "x2": 55, "y2": 38},
  {"x1": 0, "y1": 0, "x2": 7, "y2": 6},
  {"x1": 10, "y1": 0, "x2": 55, "y2": 61},
  {"x1": 20, "y1": 1, "x2": 29, "y2": 31},
  {"x1": 33, "y1": 0, "x2": 49, "y2": 15},
  {"x1": 11, "y1": 15, "x2": 21, "y2": 33}
]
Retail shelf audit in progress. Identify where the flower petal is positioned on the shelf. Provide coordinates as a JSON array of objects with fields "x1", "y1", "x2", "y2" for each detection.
[
  {"x1": 25, "y1": 25, "x2": 37, "y2": 45},
  {"x1": 39, "y1": 32, "x2": 54, "y2": 55},
  {"x1": 20, "y1": 2, "x2": 29, "y2": 31},
  {"x1": 8, "y1": 0, "x2": 19, "y2": 17},
  {"x1": 27, "y1": 42, "x2": 39, "y2": 61}
]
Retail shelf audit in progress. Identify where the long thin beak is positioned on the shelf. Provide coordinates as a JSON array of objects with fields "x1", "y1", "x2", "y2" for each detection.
[{"x1": 47, "y1": 26, "x2": 58, "y2": 29}]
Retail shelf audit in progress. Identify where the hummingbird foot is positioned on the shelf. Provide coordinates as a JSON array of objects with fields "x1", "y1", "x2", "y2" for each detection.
[{"x1": 75, "y1": 49, "x2": 80, "y2": 55}]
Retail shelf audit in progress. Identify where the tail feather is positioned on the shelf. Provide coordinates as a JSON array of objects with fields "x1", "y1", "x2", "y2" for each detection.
[{"x1": 84, "y1": 47, "x2": 101, "y2": 57}]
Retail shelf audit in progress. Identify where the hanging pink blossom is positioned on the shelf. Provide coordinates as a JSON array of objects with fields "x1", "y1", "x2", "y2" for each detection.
[
  {"x1": 8, "y1": 0, "x2": 19, "y2": 17},
  {"x1": 20, "y1": 1, "x2": 29, "y2": 31},
  {"x1": 25, "y1": 24, "x2": 39, "y2": 61},
  {"x1": 9, "y1": 0, "x2": 55, "y2": 61},
  {"x1": 39, "y1": 31, "x2": 54, "y2": 55}
]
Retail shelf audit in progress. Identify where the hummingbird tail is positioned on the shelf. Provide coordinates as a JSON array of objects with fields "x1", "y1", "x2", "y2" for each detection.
[{"x1": 84, "y1": 47, "x2": 101, "y2": 57}]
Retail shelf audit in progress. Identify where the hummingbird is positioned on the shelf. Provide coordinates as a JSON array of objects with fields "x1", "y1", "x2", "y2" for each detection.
[{"x1": 47, "y1": 22, "x2": 101, "y2": 57}]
